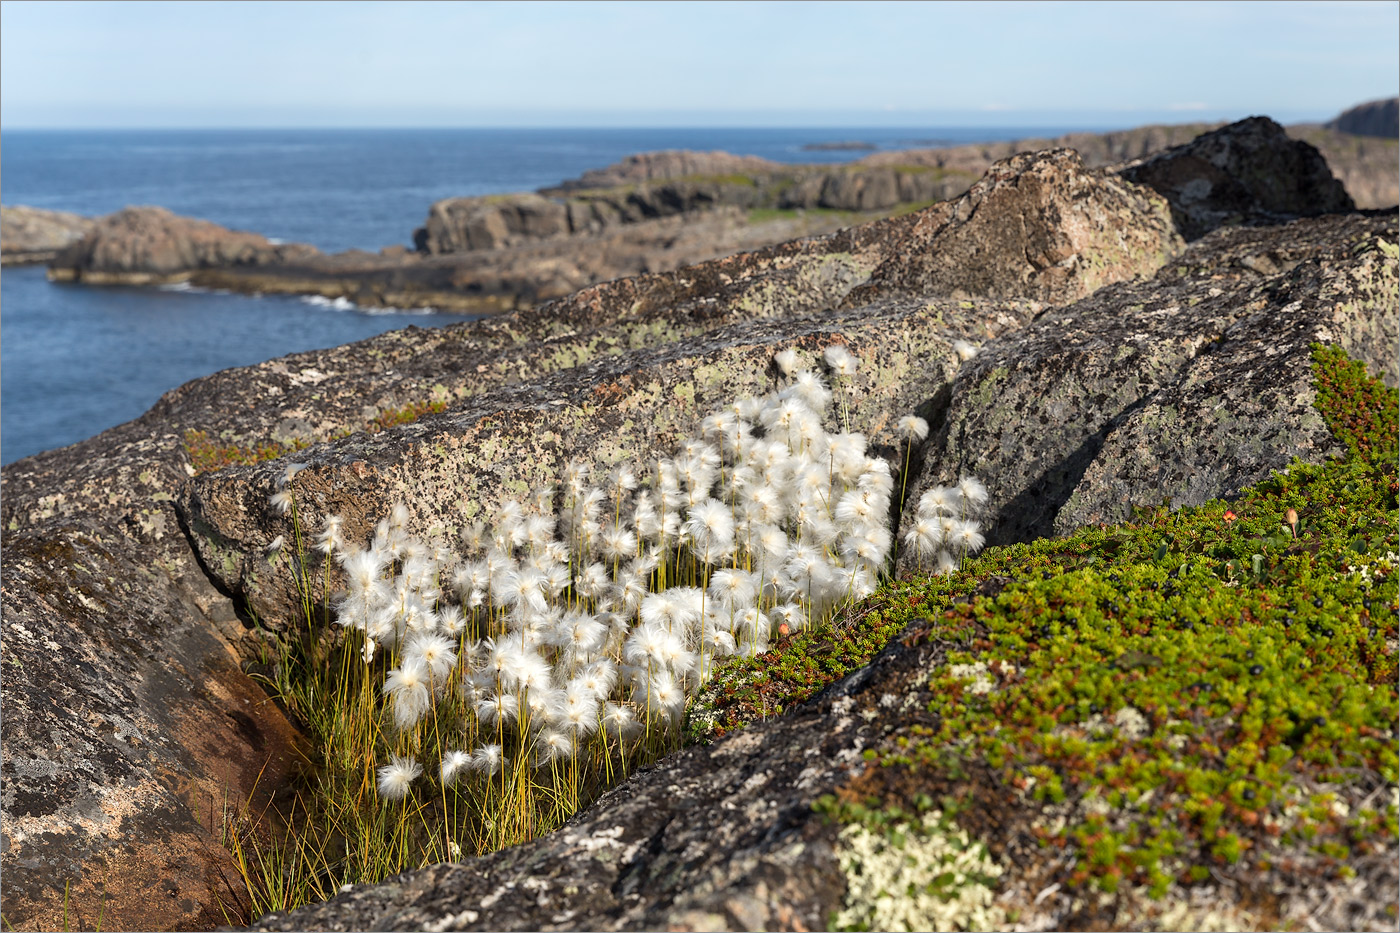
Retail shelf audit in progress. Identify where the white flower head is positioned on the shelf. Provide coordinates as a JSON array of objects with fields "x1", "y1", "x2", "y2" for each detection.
[
  {"x1": 775, "y1": 347, "x2": 801, "y2": 377},
  {"x1": 377, "y1": 754, "x2": 422, "y2": 801},
  {"x1": 269, "y1": 490, "x2": 294, "y2": 515},
  {"x1": 823, "y1": 344, "x2": 858, "y2": 377},
  {"x1": 439, "y1": 750, "x2": 472, "y2": 787},
  {"x1": 896, "y1": 415, "x2": 930, "y2": 442}
]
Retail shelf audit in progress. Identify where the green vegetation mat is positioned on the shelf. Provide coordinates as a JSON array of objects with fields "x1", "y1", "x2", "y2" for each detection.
[{"x1": 694, "y1": 343, "x2": 1399, "y2": 904}]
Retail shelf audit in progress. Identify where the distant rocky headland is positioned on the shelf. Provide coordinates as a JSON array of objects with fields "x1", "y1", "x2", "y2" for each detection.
[{"x1": 3, "y1": 105, "x2": 1395, "y2": 315}]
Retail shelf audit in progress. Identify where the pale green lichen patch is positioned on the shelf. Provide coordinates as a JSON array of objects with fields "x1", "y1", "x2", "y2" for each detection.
[{"x1": 830, "y1": 808, "x2": 1006, "y2": 932}]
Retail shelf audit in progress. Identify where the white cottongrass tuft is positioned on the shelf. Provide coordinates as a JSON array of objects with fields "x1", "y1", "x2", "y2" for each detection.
[
  {"x1": 896, "y1": 415, "x2": 930, "y2": 443},
  {"x1": 823, "y1": 344, "x2": 858, "y2": 376},
  {"x1": 313, "y1": 345, "x2": 955, "y2": 802},
  {"x1": 376, "y1": 755, "x2": 422, "y2": 801}
]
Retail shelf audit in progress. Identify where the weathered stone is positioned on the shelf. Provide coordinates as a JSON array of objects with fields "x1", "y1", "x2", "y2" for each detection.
[
  {"x1": 1, "y1": 205, "x2": 96, "y2": 265},
  {"x1": 0, "y1": 514, "x2": 306, "y2": 932},
  {"x1": 843, "y1": 148, "x2": 1183, "y2": 307},
  {"x1": 1055, "y1": 217, "x2": 1398, "y2": 533},
  {"x1": 901, "y1": 210, "x2": 1397, "y2": 559},
  {"x1": 1118, "y1": 117, "x2": 1356, "y2": 240},
  {"x1": 177, "y1": 295, "x2": 1038, "y2": 633},
  {"x1": 47, "y1": 206, "x2": 319, "y2": 284}
]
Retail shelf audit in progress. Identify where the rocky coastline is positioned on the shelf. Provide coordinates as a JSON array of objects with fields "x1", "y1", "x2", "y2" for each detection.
[
  {"x1": 5, "y1": 108, "x2": 1395, "y2": 315},
  {"x1": 1, "y1": 116, "x2": 1396, "y2": 932}
]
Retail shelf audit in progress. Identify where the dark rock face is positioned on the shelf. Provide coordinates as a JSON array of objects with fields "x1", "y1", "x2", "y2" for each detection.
[
  {"x1": 1326, "y1": 96, "x2": 1400, "y2": 138},
  {"x1": 4, "y1": 116, "x2": 1393, "y2": 932},
  {"x1": 1119, "y1": 117, "x2": 1356, "y2": 240},
  {"x1": 1286, "y1": 124, "x2": 1399, "y2": 210},
  {"x1": 47, "y1": 206, "x2": 320, "y2": 284},
  {"x1": 0, "y1": 205, "x2": 96, "y2": 265}
]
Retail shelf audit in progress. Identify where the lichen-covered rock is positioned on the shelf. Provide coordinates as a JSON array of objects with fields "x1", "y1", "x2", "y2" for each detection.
[
  {"x1": 904, "y1": 211, "x2": 1397, "y2": 558},
  {"x1": 0, "y1": 516, "x2": 305, "y2": 931},
  {"x1": 1056, "y1": 224, "x2": 1398, "y2": 533},
  {"x1": 1118, "y1": 116, "x2": 1356, "y2": 240},
  {"x1": 843, "y1": 148, "x2": 1183, "y2": 307},
  {"x1": 177, "y1": 295, "x2": 1038, "y2": 632}
]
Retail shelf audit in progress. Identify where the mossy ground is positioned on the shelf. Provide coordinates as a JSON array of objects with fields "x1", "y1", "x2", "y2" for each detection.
[{"x1": 692, "y1": 343, "x2": 1399, "y2": 926}]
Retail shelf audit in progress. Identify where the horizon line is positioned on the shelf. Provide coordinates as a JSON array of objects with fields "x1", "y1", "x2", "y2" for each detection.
[{"x1": 0, "y1": 117, "x2": 1313, "y2": 133}]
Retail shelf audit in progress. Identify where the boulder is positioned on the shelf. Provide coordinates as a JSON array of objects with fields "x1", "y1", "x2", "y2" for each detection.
[
  {"x1": 47, "y1": 206, "x2": 320, "y2": 284},
  {"x1": 843, "y1": 148, "x2": 1182, "y2": 307},
  {"x1": 901, "y1": 210, "x2": 1397, "y2": 559},
  {"x1": 1118, "y1": 116, "x2": 1355, "y2": 240},
  {"x1": 1326, "y1": 96, "x2": 1400, "y2": 139},
  {"x1": 1, "y1": 205, "x2": 96, "y2": 265}
]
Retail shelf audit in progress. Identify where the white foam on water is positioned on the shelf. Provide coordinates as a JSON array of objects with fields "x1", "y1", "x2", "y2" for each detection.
[{"x1": 300, "y1": 294, "x2": 438, "y2": 315}]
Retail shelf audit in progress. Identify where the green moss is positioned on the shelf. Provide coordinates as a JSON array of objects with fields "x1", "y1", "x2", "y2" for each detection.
[{"x1": 693, "y1": 344, "x2": 1399, "y2": 904}]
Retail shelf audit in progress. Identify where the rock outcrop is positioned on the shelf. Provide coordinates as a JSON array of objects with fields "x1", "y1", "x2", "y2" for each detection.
[
  {"x1": 1, "y1": 205, "x2": 96, "y2": 265},
  {"x1": 47, "y1": 206, "x2": 319, "y2": 284},
  {"x1": 1118, "y1": 116, "x2": 1355, "y2": 240},
  {"x1": 1327, "y1": 96, "x2": 1400, "y2": 138},
  {"x1": 3, "y1": 117, "x2": 1392, "y2": 932},
  {"x1": 549, "y1": 149, "x2": 784, "y2": 190},
  {"x1": 414, "y1": 164, "x2": 968, "y2": 257}
]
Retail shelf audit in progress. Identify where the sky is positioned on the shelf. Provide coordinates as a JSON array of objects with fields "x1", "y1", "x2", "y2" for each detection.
[{"x1": 1, "y1": 0, "x2": 1396, "y2": 129}]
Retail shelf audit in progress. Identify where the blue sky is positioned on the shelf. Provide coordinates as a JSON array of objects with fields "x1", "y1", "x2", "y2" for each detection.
[{"x1": 1, "y1": 0, "x2": 1396, "y2": 128}]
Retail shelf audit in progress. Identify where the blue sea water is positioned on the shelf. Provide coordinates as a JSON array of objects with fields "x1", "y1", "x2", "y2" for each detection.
[{"x1": 0, "y1": 126, "x2": 1110, "y2": 465}]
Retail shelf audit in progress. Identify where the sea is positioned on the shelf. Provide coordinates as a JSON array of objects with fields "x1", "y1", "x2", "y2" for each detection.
[{"x1": 0, "y1": 126, "x2": 1109, "y2": 465}]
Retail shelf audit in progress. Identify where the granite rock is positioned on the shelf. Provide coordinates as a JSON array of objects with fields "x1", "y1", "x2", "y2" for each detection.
[{"x1": 0, "y1": 205, "x2": 96, "y2": 265}]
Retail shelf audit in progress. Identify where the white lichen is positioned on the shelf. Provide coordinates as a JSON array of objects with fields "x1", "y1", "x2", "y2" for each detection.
[{"x1": 834, "y1": 810, "x2": 1005, "y2": 932}]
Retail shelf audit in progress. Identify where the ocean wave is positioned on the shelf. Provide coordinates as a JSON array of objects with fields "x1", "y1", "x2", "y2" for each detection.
[
  {"x1": 301, "y1": 295, "x2": 359, "y2": 311},
  {"x1": 300, "y1": 294, "x2": 437, "y2": 314}
]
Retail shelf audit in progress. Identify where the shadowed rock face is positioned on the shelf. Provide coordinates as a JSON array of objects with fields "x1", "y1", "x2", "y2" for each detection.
[
  {"x1": 1118, "y1": 117, "x2": 1356, "y2": 241},
  {"x1": 2, "y1": 117, "x2": 1392, "y2": 932},
  {"x1": 1326, "y1": 97, "x2": 1400, "y2": 139}
]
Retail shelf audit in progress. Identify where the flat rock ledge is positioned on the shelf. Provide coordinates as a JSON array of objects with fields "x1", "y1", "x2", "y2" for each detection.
[{"x1": 2, "y1": 116, "x2": 1393, "y2": 932}]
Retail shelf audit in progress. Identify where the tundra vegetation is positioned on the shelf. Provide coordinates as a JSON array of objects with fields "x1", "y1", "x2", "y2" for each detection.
[
  {"x1": 226, "y1": 343, "x2": 1396, "y2": 927},
  {"x1": 227, "y1": 348, "x2": 990, "y2": 917}
]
